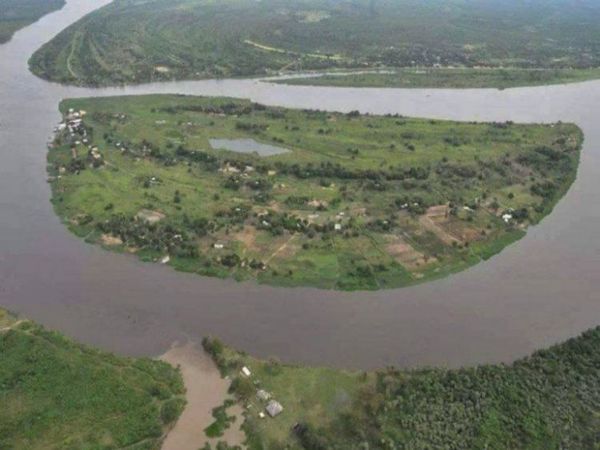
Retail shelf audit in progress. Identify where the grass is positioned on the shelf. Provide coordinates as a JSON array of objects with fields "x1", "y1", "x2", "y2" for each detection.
[
  {"x1": 276, "y1": 67, "x2": 600, "y2": 89},
  {"x1": 0, "y1": 308, "x2": 185, "y2": 449},
  {"x1": 47, "y1": 94, "x2": 582, "y2": 290},
  {"x1": 203, "y1": 326, "x2": 600, "y2": 449},
  {"x1": 0, "y1": 0, "x2": 64, "y2": 44},
  {"x1": 29, "y1": 0, "x2": 600, "y2": 87}
]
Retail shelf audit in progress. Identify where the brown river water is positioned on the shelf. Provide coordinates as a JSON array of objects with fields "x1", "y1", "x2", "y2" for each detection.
[{"x1": 1, "y1": 0, "x2": 599, "y2": 370}]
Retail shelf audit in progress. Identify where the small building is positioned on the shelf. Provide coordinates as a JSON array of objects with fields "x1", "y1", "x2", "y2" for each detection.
[
  {"x1": 502, "y1": 213, "x2": 513, "y2": 223},
  {"x1": 334, "y1": 223, "x2": 342, "y2": 231},
  {"x1": 241, "y1": 366, "x2": 252, "y2": 377},
  {"x1": 257, "y1": 389, "x2": 271, "y2": 401},
  {"x1": 266, "y1": 400, "x2": 283, "y2": 417}
]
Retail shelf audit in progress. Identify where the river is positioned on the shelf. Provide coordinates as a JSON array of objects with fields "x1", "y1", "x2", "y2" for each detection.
[{"x1": 0, "y1": 0, "x2": 599, "y2": 370}]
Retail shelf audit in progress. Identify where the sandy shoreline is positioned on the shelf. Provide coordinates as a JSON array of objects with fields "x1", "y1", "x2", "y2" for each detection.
[{"x1": 160, "y1": 341, "x2": 245, "y2": 449}]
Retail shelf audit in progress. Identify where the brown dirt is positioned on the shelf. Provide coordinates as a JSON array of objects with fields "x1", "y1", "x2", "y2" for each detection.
[
  {"x1": 160, "y1": 342, "x2": 245, "y2": 450},
  {"x1": 100, "y1": 234, "x2": 123, "y2": 246},
  {"x1": 232, "y1": 226, "x2": 259, "y2": 253},
  {"x1": 385, "y1": 235, "x2": 433, "y2": 270},
  {"x1": 419, "y1": 206, "x2": 462, "y2": 245},
  {"x1": 136, "y1": 209, "x2": 166, "y2": 224}
]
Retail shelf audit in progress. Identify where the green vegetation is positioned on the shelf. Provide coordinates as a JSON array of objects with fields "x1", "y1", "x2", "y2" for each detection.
[
  {"x1": 0, "y1": 0, "x2": 64, "y2": 44},
  {"x1": 277, "y1": 67, "x2": 600, "y2": 89},
  {"x1": 47, "y1": 94, "x2": 582, "y2": 290},
  {"x1": 205, "y1": 399, "x2": 237, "y2": 438},
  {"x1": 30, "y1": 0, "x2": 600, "y2": 87},
  {"x1": 0, "y1": 308, "x2": 185, "y2": 449},
  {"x1": 203, "y1": 327, "x2": 600, "y2": 449}
]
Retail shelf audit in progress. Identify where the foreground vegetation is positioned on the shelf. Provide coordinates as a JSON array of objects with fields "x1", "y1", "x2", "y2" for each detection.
[
  {"x1": 0, "y1": 0, "x2": 64, "y2": 44},
  {"x1": 0, "y1": 309, "x2": 185, "y2": 449},
  {"x1": 203, "y1": 327, "x2": 600, "y2": 449},
  {"x1": 277, "y1": 67, "x2": 600, "y2": 90},
  {"x1": 30, "y1": 0, "x2": 600, "y2": 86},
  {"x1": 47, "y1": 95, "x2": 582, "y2": 290}
]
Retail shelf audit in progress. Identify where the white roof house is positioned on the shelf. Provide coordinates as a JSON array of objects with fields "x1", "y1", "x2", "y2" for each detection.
[
  {"x1": 241, "y1": 366, "x2": 252, "y2": 377},
  {"x1": 266, "y1": 400, "x2": 283, "y2": 417},
  {"x1": 257, "y1": 389, "x2": 271, "y2": 401}
]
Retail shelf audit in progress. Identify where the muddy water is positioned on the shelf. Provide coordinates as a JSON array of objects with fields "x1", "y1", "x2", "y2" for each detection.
[
  {"x1": 0, "y1": 0, "x2": 599, "y2": 370},
  {"x1": 160, "y1": 342, "x2": 245, "y2": 450}
]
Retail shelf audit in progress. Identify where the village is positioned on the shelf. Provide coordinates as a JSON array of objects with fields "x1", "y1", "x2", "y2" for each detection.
[{"x1": 47, "y1": 95, "x2": 582, "y2": 290}]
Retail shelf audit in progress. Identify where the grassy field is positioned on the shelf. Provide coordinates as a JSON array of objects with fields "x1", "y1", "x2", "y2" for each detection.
[
  {"x1": 0, "y1": 308, "x2": 185, "y2": 449},
  {"x1": 47, "y1": 95, "x2": 582, "y2": 290},
  {"x1": 203, "y1": 327, "x2": 600, "y2": 449},
  {"x1": 276, "y1": 67, "x2": 600, "y2": 89},
  {"x1": 29, "y1": 0, "x2": 600, "y2": 87},
  {"x1": 0, "y1": 0, "x2": 64, "y2": 44}
]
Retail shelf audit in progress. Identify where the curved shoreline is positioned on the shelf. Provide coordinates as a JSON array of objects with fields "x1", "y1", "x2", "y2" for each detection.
[{"x1": 0, "y1": 0, "x2": 599, "y2": 371}]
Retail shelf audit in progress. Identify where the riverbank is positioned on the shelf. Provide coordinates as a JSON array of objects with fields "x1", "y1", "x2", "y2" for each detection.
[
  {"x1": 28, "y1": 0, "x2": 600, "y2": 88},
  {"x1": 0, "y1": 308, "x2": 185, "y2": 449},
  {"x1": 0, "y1": 0, "x2": 65, "y2": 44},
  {"x1": 203, "y1": 328, "x2": 600, "y2": 449},
  {"x1": 274, "y1": 67, "x2": 600, "y2": 90}
]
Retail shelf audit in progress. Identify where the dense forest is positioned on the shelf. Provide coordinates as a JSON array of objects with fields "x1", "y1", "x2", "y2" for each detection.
[
  {"x1": 204, "y1": 326, "x2": 600, "y2": 449},
  {"x1": 30, "y1": 0, "x2": 600, "y2": 86},
  {"x1": 0, "y1": 309, "x2": 185, "y2": 448}
]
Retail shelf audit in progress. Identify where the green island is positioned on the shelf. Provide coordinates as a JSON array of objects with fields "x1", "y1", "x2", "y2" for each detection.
[
  {"x1": 48, "y1": 95, "x2": 581, "y2": 290},
  {"x1": 0, "y1": 0, "x2": 64, "y2": 44},
  {"x1": 202, "y1": 327, "x2": 600, "y2": 450},
  {"x1": 0, "y1": 308, "x2": 185, "y2": 449},
  {"x1": 276, "y1": 67, "x2": 600, "y2": 90},
  {"x1": 30, "y1": 0, "x2": 600, "y2": 88}
]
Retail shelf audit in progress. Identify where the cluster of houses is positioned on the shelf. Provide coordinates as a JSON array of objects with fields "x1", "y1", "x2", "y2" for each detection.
[
  {"x1": 240, "y1": 365, "x2": 284, "y2": 419},
  {"x1": 55, "y1": 109, "x2": 105, "y2": 168},
  {"x1": 56, "y1": 108, "x2": 86, "y2": 136}
]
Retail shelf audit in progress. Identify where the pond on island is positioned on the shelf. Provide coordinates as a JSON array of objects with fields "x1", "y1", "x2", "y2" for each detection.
[{"x1": 209, "y1": 138, "x2": 290, "y2": 156}]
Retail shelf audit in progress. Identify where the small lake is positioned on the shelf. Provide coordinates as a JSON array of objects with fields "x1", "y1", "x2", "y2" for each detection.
[{"x1": 209, "y1": 138, "x2": 289, "y2": 156}]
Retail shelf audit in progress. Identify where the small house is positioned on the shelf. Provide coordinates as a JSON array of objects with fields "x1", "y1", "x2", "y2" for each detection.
[
  {"x1": 257, "y1": 389, "x2": 271, "y2": 401},
  {"x1": 266, "y1": 400, "x2": 283, "y2": 417},
  {"x1": 241, "y1": 366, "x2": 252, "y2": 377}
]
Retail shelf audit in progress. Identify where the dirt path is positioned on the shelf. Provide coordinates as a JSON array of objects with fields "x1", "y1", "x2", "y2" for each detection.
[
  {"x1": 265, "y1": 234, "x2": 297, "y2": 264},
  {"x1": 0, "y1": 320, "x2": 24, "y2": 332},
  {"x1": 160, "y1": 342, "x2": 245, "y2": 450},
  {"x1": 419, "y1": 215, "x2": 462, "y2": 246}
]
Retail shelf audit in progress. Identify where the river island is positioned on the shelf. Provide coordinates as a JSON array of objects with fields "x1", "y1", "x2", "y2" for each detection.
[{"x1": 48, "y1": 95, "x2": 582, "y2": 290}]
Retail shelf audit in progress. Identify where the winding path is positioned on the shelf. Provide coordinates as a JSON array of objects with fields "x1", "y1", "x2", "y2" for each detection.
[{"x1": 0, "y1": 0, "x2": 599, "y2": 371}]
